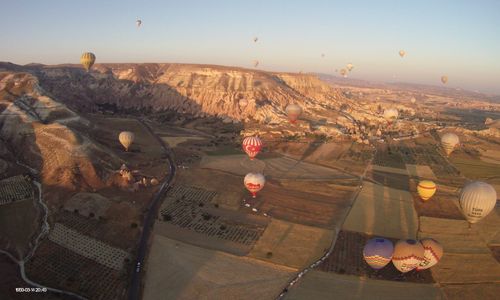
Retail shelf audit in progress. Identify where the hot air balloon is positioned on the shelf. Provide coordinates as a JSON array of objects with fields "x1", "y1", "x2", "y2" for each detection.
[
  {"x1": 383, "y1": 108, "x2": 399, "y2": 125},
  {"x1": 80, "y1": 52, "x2": 96, "y2": 72},
  {"x1": 459, "y1": 181, "x2": 497, "y2": 224},
  {"x1": 399, "y1": 50, "x2": 406, "y2": 58},
  {"x1": 242, "y1": 136, "x2": 263, "y2": 160},
  {"x1": 239, "y1": 98, "x2": 248, "y2": 108},
  {"x1": 119, "y1": 131, "x2": 135, "y2": 151},
  {"x1": 410, "y1": 97, "x2": 416, "y2": 104},
  {"x1": 441, "y1": 76, "x2": 448, "y2": 84},
  {"x1": 253, "y1": 60, "x2": 259, "y2": 68},
  {"x1": 440, "y1": 133, "x2": 459, "y2": 156},
  {"x1": 392, "y1": 239, "x2": 425, "y2": 273},
  {"x1": 416, "y1": 238, "x2": 443, "y2": 271},
  {"x1": 244, "y1": 173, "x2": 265, "y2": 198},
  {"x1": 321, "y1": 53, "x2": 325, "y2": 58},
  {"x1": 136, "y1": 19, "x2": 142, "y2": 27},
  {"x1": 339, "y1": 69, "x2": 347, "y2": 78},
  {"x1": 346, "y1": 63, "x2": 354, "y2": 71},
  {"x1": 285, "y1": 104, "x2": 302, "y2": 124},
  {"x1": 363, "y1": 238, "x2": 394, "y2": 270},
  {"x1": 417, "y1": 180, "x2": 437, "y2": 202},
  {"x1": 253, "y1": 37, "x2": 258, "y2": 43}
]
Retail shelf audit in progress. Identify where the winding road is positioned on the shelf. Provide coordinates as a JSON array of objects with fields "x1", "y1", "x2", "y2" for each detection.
[{"x1": 128, "y1": 119, "x2": 177, "y2": 300}]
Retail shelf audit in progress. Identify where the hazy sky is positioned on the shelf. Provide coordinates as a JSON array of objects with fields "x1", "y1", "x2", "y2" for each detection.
[{"x1": 1, "y1": 0, "x2": 499, "y2": 93}]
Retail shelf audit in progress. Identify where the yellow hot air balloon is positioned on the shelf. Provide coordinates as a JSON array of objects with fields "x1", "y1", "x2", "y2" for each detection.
[
  {"x1": 119, "y1": 131, "x2": 135, "y2": 151},
  {"x1": 440, "y1": 133, "x2": 459, "y2": 156},
  {"x1": 441, "y1": 76, "x2": 448, "y2": 84},
  {"x1": 346, "y1": 63, "x2": 354, "y2": 71},
  {"x1": 80, "y1": 52, "x2": 96, "y2": 72},
  {"x1": 417, "y1": 180, "x2": 437, "y2": 201},
  {"x1": 399, "y1": 50, "x2": 406, "y2": 58}
]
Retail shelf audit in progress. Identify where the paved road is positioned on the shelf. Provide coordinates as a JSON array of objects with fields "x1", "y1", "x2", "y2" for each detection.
[{"x1": 128, "y1": 119, "x2": 177, "y2": 300}]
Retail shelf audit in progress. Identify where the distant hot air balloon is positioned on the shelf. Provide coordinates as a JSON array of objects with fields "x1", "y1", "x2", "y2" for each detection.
[
  {"x1": 459, "y1": 181, "x2": 497, "y2": 224},
  {"x1": 239, "y1": 98, "x2": 248, "y2": 108},
  {"x1": 136, "y1": 19, "x2": 142, "y2": 27},
  {"x1": 242, "y1": 136, "x2": 263, "y2": 160},
  {"x1": 410, "y1": 97, "x2": 416, "y2": 104},
  {"x1": 80, "y1": 52, "x2": 96, "y2": 72},
  {"x1": 119, "y1": 131, "x2": 135, "y2": 151},
  {"x1": 441, "y1": 76, "x2": 448, "y2": 84},
  {"x1": 285, "y1": 104, "x2": 302, "y2": 124},
  {"x1": 244, "y1": 172, "x2": 265, "y2": 198},
  {"x1": 399, "y1": 50, "x2": 406, "y2": 58},
  {"x1": 339, "y1": 69, "x2": 347, "y2": 78},
  {"x1": 392, "y1": 239, "x2": 425, "y2": 273},
  {"x1": 440, "y1": 133, "x2": 459, "y2": 156},
  {"x1": 321, "y1": 53, "x2": 325, "y2": 58},
  {"x1": 346, "y1": 63, "x2": 354, "y2": 71},
  {"x1": 253, "y1": 60, "x2": 259, "y2": 68},
  {"x1": 363, "y1": 238, "x2": 394, "y2": 270},
  {"x1": 417, "y1": 238, "x2": 443, "y2": 271},
  {"x1": 417, "y1": 180, "x2": 437, "y2": 202},
  {"x1": 383, "y1": 108, "x2": 399, "y2": 124},
  {"x1": 253, "y1": 37, "x2": 258, "y2": 43}
]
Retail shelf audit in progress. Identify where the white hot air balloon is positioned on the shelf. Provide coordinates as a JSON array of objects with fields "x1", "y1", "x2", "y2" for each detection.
[
  {"x1": 119, "y1": 131, "x2": 135, "y2": 151},
  {"x1": 285, "y1": 104, "x2": 302, "y2": 124},
  {"x1": 244, "y1": 173, "x2": 265, "y2": 198},
  {"x1": 346, "y1": 63, "x2": 354, "y2": 71},
  {"x1": 239, "y1": 98, "x2": 249, "y2": 108},
  {"x1": 417, "y1": 238, "x2": 443, "y2": 270},
  {"x1": 383, "y1": 108, "x2": 399, "y2": 124},
  {"x1": 392, "y1": 239, "x2": 425, "y2": 273},
  {"x1": 440, "y1": 133, "x2": 459, "y2": 156},
  {"x1": 459, "y1": 181, "x2": 497, "y2": 224}
]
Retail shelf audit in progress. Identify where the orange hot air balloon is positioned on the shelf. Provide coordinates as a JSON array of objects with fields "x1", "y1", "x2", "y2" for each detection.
[
  {"x1": 242, "y1": 136, "x2": 263, "y2": 160},
  {"x1": 417, "y1": 180, "x2": 437, "y2": 201},
  {"x1": 244, "y1": 173, "x2": 265, "y2": 198}
]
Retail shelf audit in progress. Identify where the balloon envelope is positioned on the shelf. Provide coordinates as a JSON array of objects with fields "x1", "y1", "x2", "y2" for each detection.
[
  {"x1": 363, "y1": 238, "x2": 394, "y2": 270},
  {"x1": 417, "y1": 180, "x2": 437, "y2": 201},
  {"x1": 440, "y1": 133, "x2": 459, "y2": 156},
  {"x1": 441, "y1": 76, "x2": 448, "y2": 84},
  {"x1": 80, "y1": 52, "x2": 96, "y2": 72},
  {"x1": 242, "y1": 136, "x2": 263, "y2": 160},
  {"x1": 417, "y1": 238, "x2": 443, "y2": 270},
  {"x1": 136, "y1": 19, "x2": 142, "y2": 27},
  {"x1": 459, "y1": 181, "x2": 497, "y2": 224},
  {"x1": 392, "y1": 239, "x2": 424, "y2": 273},
  {"x1": 399, "y1": 50, "x2": 406, "y2": 57},
  {"x1": 383, "y1": 108, "x2": 399, "y2": 122},
  {"x1": 119, "y1": 131, "x2": 135, "y2": 151},
  {"x1": 339, "y1": 69, "x2": 347, "y2": 77},
  {"x1": 244, "y1": 173, "x2": 265, "y2": 198},
  {"x1": 346, "y1": 63, "x2": 354, "y2": 71},
  {"x1": 285, "y1": 104, "x2": 302, "y2": 123}
]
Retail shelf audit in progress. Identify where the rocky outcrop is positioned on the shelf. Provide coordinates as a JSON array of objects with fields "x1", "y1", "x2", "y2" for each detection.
[{"x1": 0, "y1": 71, "x2": 118, "y2": 190}]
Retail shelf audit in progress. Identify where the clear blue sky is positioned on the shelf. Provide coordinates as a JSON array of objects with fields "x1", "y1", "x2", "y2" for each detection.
[{"x1": 1, "y1": 0, "x2": 499, "y2": 93}]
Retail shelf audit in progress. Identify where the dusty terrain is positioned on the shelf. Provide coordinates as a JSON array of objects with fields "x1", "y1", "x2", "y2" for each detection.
[{"x1": 0, "y1": 61, "x2": 499, "y2": 300}]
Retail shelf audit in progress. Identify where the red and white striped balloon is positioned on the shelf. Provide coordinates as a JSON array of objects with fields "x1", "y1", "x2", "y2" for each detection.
[{"x1": 242, "y1": 136, "x2": 263, "y2": 160}]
